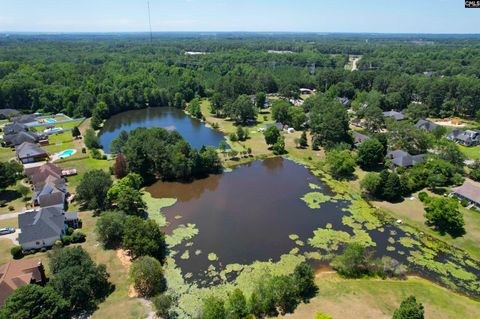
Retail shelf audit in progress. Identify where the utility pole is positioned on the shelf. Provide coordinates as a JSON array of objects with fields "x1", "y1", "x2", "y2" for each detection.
[{"x1": 147, "y1": 1, "x2": 153, "y2": 43}]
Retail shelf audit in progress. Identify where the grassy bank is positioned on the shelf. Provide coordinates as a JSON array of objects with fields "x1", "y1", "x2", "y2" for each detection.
[{"x1": 285, "y1": 273, "x2": 480, "y2": 319}]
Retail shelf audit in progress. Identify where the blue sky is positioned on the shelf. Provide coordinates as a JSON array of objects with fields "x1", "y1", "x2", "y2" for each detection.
[{"x1": 0, "y1": 0, "x2": 479, "y2": 33}]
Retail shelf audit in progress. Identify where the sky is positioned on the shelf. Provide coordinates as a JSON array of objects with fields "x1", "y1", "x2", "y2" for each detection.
[{"x1": 0, "y1": 0, "x2": 479, "y2": 34}]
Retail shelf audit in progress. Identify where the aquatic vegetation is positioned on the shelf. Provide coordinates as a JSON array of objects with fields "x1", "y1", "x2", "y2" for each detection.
[
  {"x1": 181, "y1": 250, "x2": 190, "y2": 260},
  {"x1": 289, "y1": 247, "x2": 300, "y2": 255},
  {"x1": 174, "y1": 215, "x2": 183, "y2": 220},
  {"x1": 166, "y1": 223, "x2": 199, "y2": 248},
  {"x1": 301, "y1": 192, "x2": 332, "y2": 209},
  {"x1": 325, "y1": 223, "x2": 333, "y2": 229},
  {"x1": 342, "y1": 200, "x2": 382, "y2": 230},
  {"x1": 309, "y1": 183, "x2": 321, "y2": 190},
  {"x1": 223, "y1": 167, "x2": 233, "y2": 173},
  {"x1": 351, "y1": 229, "x2": 375, "y2": 247},
  {"x1": 308, "y1": 228, "x2": 351, "y2": 251},
  {"x1": 398, "y1": 237, "x2": 421, "y2": 249},
  {"x1": 142, "y1": 192, "x2": 177, "y2": 227},
  {"x1": 208, "y1": 253, "x2": 218, "y2": 261},
  {"x1": 289, "y1": 234, "x2": 299, "y2": 240},
  {"x1": 388, "y1": 237, "x2": 396, "y2": 244},
  {"x1": 195, "y1": 249, "x2": 202, "y2": 256},
  {"x1": 387, "y1": 246, "x2": 396, "y2": 252},
  {"x1": 295, "y1": 240, "x2": 304, "y2": 246}
]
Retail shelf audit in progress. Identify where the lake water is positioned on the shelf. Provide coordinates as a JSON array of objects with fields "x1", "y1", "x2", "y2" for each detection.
[
  {"x1": 147, "y1": 157, "x2": 480, "y2": 296},
  {"x1": 98, "y1": 107, "x2": 226, "y2": 153}
]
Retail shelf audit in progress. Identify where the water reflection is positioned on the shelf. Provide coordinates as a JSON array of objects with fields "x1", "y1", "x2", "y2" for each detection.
[{"x1": 98, "y1": 107, "x2": 227, "y2": 153}]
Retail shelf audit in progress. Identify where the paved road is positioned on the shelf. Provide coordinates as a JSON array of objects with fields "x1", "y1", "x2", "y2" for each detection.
[{"x1": 0, "y1": 212, "x2": 21, "y2": 220}]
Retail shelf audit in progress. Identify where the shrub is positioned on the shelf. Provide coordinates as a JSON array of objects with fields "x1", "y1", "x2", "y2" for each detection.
[
  {"x1": 54, "y1": 240, "x2": 63, "y2": 248},
  {"x1": 229, "y1": 132, "x2": 238, "y2": 142},
  {"x1": 61, "y1": 235, "x2": 72, "y2": 245},
  {"x1": 460, "y1": 199, "x2": 469, "y2": 207},
  {"x1": 71, "y1": 231, "x2": 86, "y2": 243},
  {"x1": 8, "y1": 205, "x2": 14, "y2": 211},
  {"x1": 10, "y1": 246, "x2": 23, "y2": 259},
  {"x1": 130, "y1": 256, "x2": 166, "y2": 297},
  {"x1": 66, "y1": 227, "x2": 74, "y2": 235},
  {"x1": 418, "y1": 192, "x2": 429, "y2": 202},
  {"x1": 40, "y1": 247, "x2": 47, "y2": 253},
  {"x1": 152, "y1": 294, "x2": 173, "y2": 319}
]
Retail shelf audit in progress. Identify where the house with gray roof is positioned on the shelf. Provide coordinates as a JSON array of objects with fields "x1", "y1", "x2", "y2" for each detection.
[
  {"x1": 15, "y1": 142, "x2": 48, "y2": 164},
  {"x1": 416, "y1": 120, "x2": 438, "y2": 132},
  {"x1": 352, "y1": 132, "x2": 370, "y2": 147},
  {"x1": 12, "y1": 114, "x2": 36, "y2": 125},
  {"x1": 3, "y1": 131, "x2": 39, "y2": 146},
  {"x1": 387, "y1": 149, "x2": 425, "y2": 167},
  {"x1": 451, "y1": 180, "x2": 480, "y2": 209},
  {"x1": 383, "y1": 110, "x2": 406, "y2": 121},
  {"x1": 3, "y1": 123, "x2": 27, "y2": 136},
  {"x1": 0, "y1": 109, "x2": 20, "y2": 120},
  {"x1": 446, "y1": 129, "x2": 480, "y2": 147},
  {"x1": 18, "y1": 207, "x2": 67, "y2": 250}
]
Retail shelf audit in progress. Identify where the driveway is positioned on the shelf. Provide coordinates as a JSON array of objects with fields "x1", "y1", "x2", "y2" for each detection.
[
  {"x1": 0, "y1": 212, "x2": 21, "y2": 220},
  {"x1": 0, "y1": 229, "x2": 19, "y2": 245}
]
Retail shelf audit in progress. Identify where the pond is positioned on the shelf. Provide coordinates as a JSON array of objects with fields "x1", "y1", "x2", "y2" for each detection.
[
  {"x1": 98, "y1": 107, "x2": 226, "y2": 153},
  {"x1": 147, "y1": 157, "x2": 480, "y2": 296}
]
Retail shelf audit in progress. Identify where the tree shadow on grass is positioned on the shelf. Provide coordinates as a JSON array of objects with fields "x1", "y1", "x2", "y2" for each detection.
[{"x1": 0, "y1": 190, "x2": 21, "y2": 206}]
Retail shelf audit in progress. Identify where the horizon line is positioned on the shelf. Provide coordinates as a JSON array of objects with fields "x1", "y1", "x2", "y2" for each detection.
[{"x1": 2, "y1": 31, "x2": 480, "y2": 36}]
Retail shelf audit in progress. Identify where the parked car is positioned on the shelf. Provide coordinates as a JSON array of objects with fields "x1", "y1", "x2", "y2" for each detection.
[{"x1": 0, "y1": 228, "x2": 15, "y2": 235}]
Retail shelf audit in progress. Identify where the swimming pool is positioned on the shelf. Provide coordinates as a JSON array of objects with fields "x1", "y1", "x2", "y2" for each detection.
[
  {"x1": 46, "y1": 118, "x2": 56, "y2": 123},
  {"x1": 58, "y1": 149, "x2": 76, "y2": 158}
]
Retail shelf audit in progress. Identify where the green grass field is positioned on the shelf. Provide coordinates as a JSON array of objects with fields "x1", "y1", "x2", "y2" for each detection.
[
  {"x1": 286, "y1": 273, "x2": 480, "y2": 319},
  {"x1": 460, "y1": 145, "x2": 480, "y2": 160}
]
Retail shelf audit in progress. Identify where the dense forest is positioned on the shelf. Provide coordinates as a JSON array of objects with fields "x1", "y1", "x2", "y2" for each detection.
[{"x1": 1, "y1": 33, "x2": 480, "y2": 125}]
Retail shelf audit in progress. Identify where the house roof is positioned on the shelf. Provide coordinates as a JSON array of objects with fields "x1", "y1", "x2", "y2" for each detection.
[
  {"x1": 30, "y1": 170, "x2": 62, "y2": 186},
  {"x1": 34, "y1": 175, "x2": 66, "y2": 194},
  {"x1": 38, "y1": 192, "x2": 65, "y2": 208},
  {"x1": 0, "y1": 259, "x2": 44, "y2": 305},
  {"x1": 3, "y1": 123, "x2": 27, "y2": 136},
  {"x1": 18, "y1": 207, "x2": 65, "y2": 246},
  {"x1": 352, "y1": 132, "x2": 370, "y2": 145},
  {"x1": 15, "y1": 142, "x2": 48, "y2": 160},
  {"x1": 452, "y1": 181, "x2": 480, "y2": 204},
  {"x1": 265, "y1": 122, "x2": 284, "y2": 130},
  {"x1": 25, "y1": 163, "x2": 62, "y2": 179},
  {"x1": 0, "y1": 109, "x2": 20, "y2": 118},
  {"x1": 3, "y1": 131, "x2": 38, "y2": 146},
  {"x1": 387, "y1": 149, "x2": 425, "y2": 167},
  {"x1": 337, "y1": 97, "x2": 351, "y2": 106},
  {"x1": 416, "y1": 120, "x2": 438, "y2": 132},
  {"x1": 383, "y1": 111, "x2": 406, "y2": 121},
  {"x1": 12, "y1": 114, "x2": 36, "y2": 124}
]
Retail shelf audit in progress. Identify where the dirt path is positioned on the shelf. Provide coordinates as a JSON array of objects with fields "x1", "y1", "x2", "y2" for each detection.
[
  {"x1": 351, "y1": 57, "x2": 361, "y2": 71},
  {"x1": 116, "y1": 249, "x2": 158, "y2": 319}
]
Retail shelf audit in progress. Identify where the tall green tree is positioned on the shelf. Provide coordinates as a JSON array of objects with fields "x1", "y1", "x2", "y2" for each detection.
[
  {"x1": 424, "y1": 197, "x2": 465, "y2": 237},
  {"x1": 356, "y1": 138, "x2": 384, "y2": 170},
  {"x1": 122, "y1": 216, "x2": 167, "y2": 261},
  {"x1": 309, "y1": 97, "x2": 351, "y2": 148},
  {"x1": 264, "y1": 125, "x2": 281, "y2": 146},
  {"x1": 76, "y1": 169, "x2": 112, "y2": 211},
  {"x1": 95, "y1": 211, "x2": 127, "y2": 248},
  {"x1": 48, "y1": 247, "x2": 111, "y2": 312},
  {"x1": 0, "y1": 285, "x2": 69, "y2": 319}
]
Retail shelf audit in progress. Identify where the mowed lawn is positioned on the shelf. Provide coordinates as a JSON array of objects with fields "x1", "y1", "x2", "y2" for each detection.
[
  {"x1": 285, "y1": 273, "x2": 480, "y2": 319},
  {"x1": 460, "y1": 145, "x2": 480, "y2": 160},
  {"x1": 78, "y1": 212, "x2": 149, "y2": 319},
  {"x1": 372, "y1": 190, "x2": 480, "y2": 261}
]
